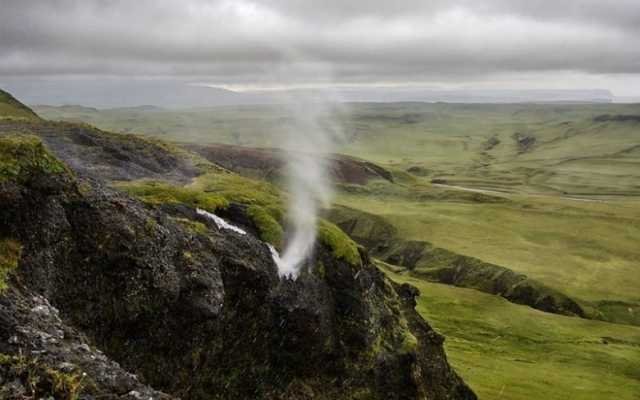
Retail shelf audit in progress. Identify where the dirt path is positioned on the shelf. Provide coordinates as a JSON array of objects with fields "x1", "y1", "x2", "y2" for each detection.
[{"x1": 432, "y1": 183, "x2": 606, "y2": 203}]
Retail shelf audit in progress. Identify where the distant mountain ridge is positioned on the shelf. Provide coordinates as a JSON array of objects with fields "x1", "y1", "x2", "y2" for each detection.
[{"x1": 1, "y1": 80, "x2": 615, "y2": 108}]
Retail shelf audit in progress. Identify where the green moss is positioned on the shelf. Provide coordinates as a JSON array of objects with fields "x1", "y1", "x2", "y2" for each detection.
[
  {"x1": 247, "y1": 205, "x2": 284, "y2": 248},
  {"x1": 0, "y1": 135, "x2": 68, "y2": 183},
  {"x1": 115, "y1": 180, "x2": 228, "y2": 212},
  {"x1": 0, "y1": 239, "x2": 21, "y2": 292},
  {"x1": 399, "y1": 325, "x2": 418, "y2": 354},
  {"x1": 0, "y1": 353, "x2": 89, "y2": 400},
  {"x1": 172, "y1": 217, "x2": 209, "y2": 235},
  {"x1": 317, "y1": 220, "x2": 362, "y2": 267}
]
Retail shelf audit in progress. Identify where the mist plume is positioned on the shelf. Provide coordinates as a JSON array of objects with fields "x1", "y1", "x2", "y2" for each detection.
[{"x1": 270, "y1": 62, "x2": 343, "y2": 278}]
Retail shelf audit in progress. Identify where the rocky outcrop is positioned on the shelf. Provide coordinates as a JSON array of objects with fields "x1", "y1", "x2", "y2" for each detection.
[{"x1": 0, "y1": 128, "x2": 475, "y2": 398}]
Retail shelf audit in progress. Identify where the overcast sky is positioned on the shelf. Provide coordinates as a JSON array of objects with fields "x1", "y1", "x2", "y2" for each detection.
[{"x1": 1, "y1": 0, "x2": 640, "y2": 97}]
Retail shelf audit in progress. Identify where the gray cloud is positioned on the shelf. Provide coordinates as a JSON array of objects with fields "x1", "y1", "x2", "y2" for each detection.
[{"x1": 1, "y1": 0, "x2": 639, "y2": 92}]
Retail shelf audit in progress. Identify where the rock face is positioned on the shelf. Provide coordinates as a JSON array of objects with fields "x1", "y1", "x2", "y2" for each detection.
[{"x1": 0, "y1": 119, "x2": 475, "y2": 398}]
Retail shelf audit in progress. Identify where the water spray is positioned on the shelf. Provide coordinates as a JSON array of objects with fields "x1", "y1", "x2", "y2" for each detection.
[{"x1": 269, "y1": 62, "x2": 343, "y2": 279}]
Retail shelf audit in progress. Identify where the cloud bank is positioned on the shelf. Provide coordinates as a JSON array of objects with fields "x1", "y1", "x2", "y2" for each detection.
[{"x1": 1, "y1": 0, "x2": 639, "y2": 94}]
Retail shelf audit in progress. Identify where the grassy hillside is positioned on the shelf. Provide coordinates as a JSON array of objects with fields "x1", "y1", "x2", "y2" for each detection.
[
  {"x1": 0, "y1": 89, "x2": 39, "y2": 120},
  {"x1": 333, "y1": 180, "x2": 640, "y2": 325}
]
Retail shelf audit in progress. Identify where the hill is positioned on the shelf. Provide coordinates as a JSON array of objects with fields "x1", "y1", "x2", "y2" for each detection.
[{"x1": 0, "y1": 89, "x2": 39, "y2": 121}]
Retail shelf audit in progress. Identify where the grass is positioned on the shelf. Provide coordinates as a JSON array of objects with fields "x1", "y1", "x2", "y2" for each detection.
[
  {"x1": 382, "y1": 266, "x2": 640, "y2": 400},
  {"x1": 116, "y1": 179, "x2": 229, "y2": 211},
  {"x1": 335, "y1": 189, "x2": 640, "y2": 303},
  {"x1": 0, "y1": 353, "x2": 89, "y2": 400},
  {"x1": 188, "y1": 172, "x2": 284, "y2": 219}
]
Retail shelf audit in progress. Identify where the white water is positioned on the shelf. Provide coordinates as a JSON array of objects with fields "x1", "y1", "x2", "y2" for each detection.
[
  {"x1": 274, "y1": 79, "x2": 343, "y2": 279},
  {"x1": 267, "y1": 244, "x2": 285, "y2": 273},
  {"x1": 197, "y1": 208, "x2": 285, "y2": 269},
  {"x1": 196, "y1": 208, "x2": 247, "y2": 235}
]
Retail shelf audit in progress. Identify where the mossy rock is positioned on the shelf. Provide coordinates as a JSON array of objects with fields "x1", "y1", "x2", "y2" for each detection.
[
  {"x1": 116, "y1": 180, "x2": 229, "y2": 212},
  {"x1": 171, "y1": 217, "x2": 209, "y2": 235},
  {"x1": 317, "y1": 219, "x2": 362, "y2": 267},
  {"x1": 0, "y1": 135, "x2": 69, "y2": 183}
]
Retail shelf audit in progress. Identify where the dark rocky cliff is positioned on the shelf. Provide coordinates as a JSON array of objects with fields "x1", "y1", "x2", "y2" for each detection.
[{"x1": 0, "y1": 95, "x2": 475, "y2": 399}]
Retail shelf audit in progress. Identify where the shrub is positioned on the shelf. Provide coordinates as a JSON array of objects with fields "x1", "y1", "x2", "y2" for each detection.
[{"x1": 0, "y1": 135, "x2": 68, "y2": 183}]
